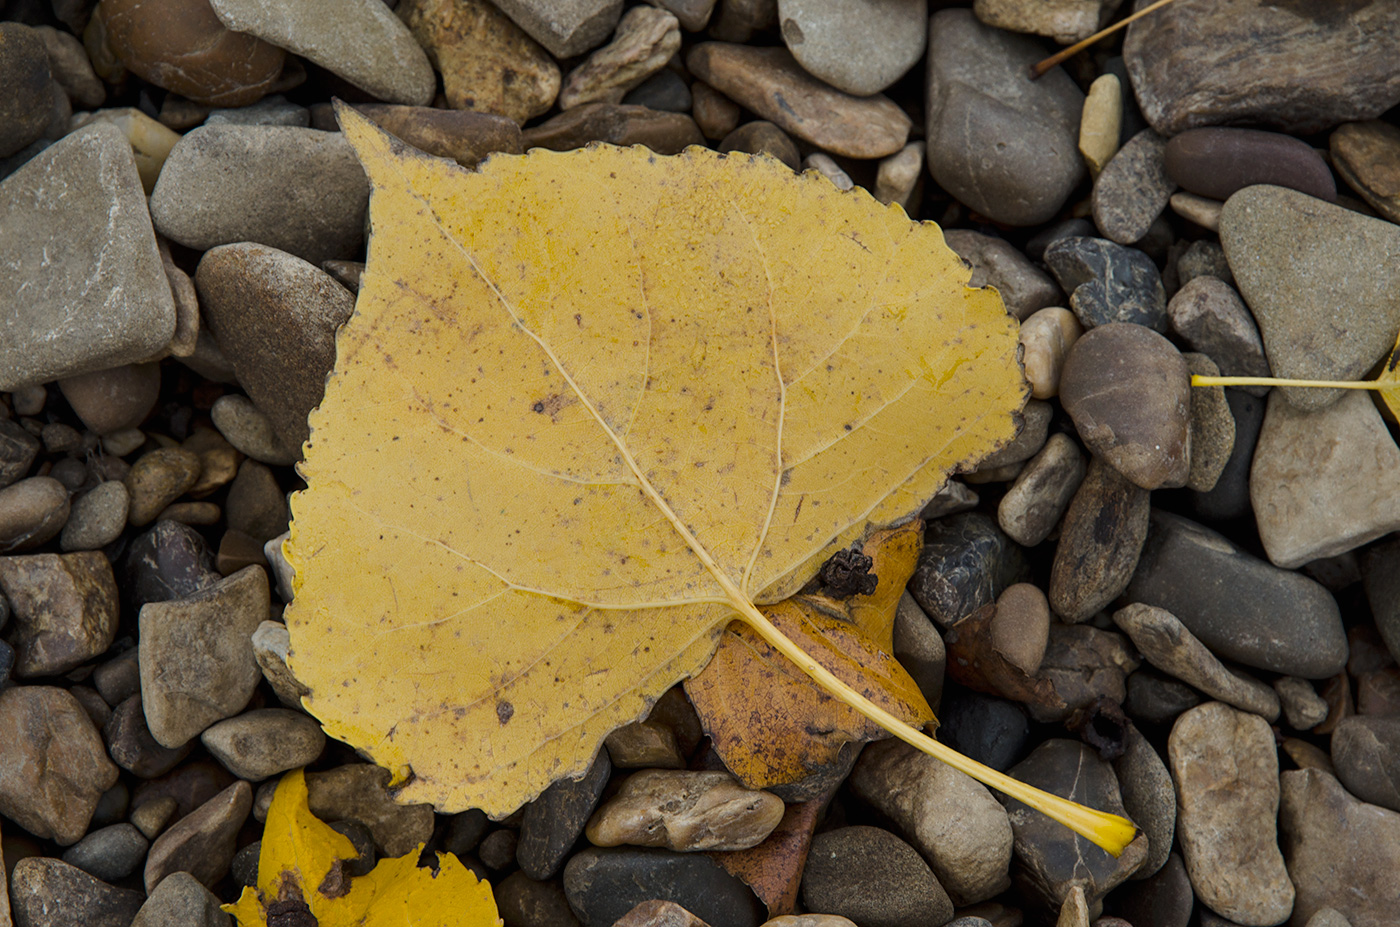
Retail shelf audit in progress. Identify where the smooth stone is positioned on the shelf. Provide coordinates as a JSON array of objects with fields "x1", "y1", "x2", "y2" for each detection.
[
  {"x1": 1171, "y1": 191, "x2": 1223, "y2": 231},
  {"x1": 0, "y1": 551, "x2": 117, "y2": 677},
  {"x1": 396, "y1": 0, "x2": 558, "y2": 123},
  {"x1": 874, "y1": 141, "x2": 923, "y2": 211},
  {"x1": 1019, "y1": 307, "x2": 1082, "y2": 401},
  {"x1": 478, "y1": 829, "x2": 518, "y2": 873},
  {"x1": 58, "y1": 363, "x2": 161, "y2": 436},
  {"x1": 1093, "y1": 129, "x2": 1174, "y2": 245},
  {"x1": 1177, "y1": 239, "x2": 1234, "y2": 291},
  {"x1": 1165, "y1": 127, "x2": 1335, "y2": 204},
  {"x1": 612, "y1": 899, "x2": 709, "y2": 927},
  {"x1": 564, "y1": 846, "x2": 766, "y2": 927},
  {"x1": 209, "y1": 395, "x2": 299, "y2": 466},
  {"x1": 686, "y1": 43, "x2": 910, "y2": 159},
  {"x1": 1182, "y1": 353, "x2": 1234, "y2": 493},
  {"x1": 494, "y1": 871, "x2": 580, "y2": 927},
  {"x1": 777, "y1": 0, "x2": 927, "y2": 96},
  {"x1": 1331, "y1": 120, "x2": 1400, "y2": 224},
  {"x1": 61, "y1": 823, "x2": 148, "y2": 882},
  {"x1": 144, "y1": 779, "x2": 250, "y2": 892},
  {"x1": 521, "y1": 103, "x2": 703, "y2": 155},
  {"x1": 801, "y1": 826, "x2": 953, "y2": 927},
  {"x1": 139, "y1": 565, "x2": 267, "y2": 748},
  {"x1": 131, "y1": 758, "x2": 238, "y2": 827},
  {"x1": 559, "y1": 6, "x2": 679, "y2": 109},
  {"x1": 944, "y1": 231, "x2": 1061, "y2": 322},
  {"x1": 892, "y1": 592, "x2": 945, "y2": 711},
  {"x1": 1275, "y1": 677, "x2": 1328, "y2": 731},
  {"x1": 1188, "y1": 388, "x2": 1264, "y2": 523},
  {"x1": 489, "y1": 0, "x2": 623, "y2": 58},
  {"x1": 251, "y1": 619, "x2": 308, "y2": 708},
  {"x1": 1303, "y1": 911, "x2": 1353, "y2": 927},
  {"x1": 605, "y1": 720, "x2": 684, "y2": 769},
  {"x1": 622, "y1": 69, "x2": 691, "y2": 113},
  {"x1": 1114, "y1": 852, "x2": 1192, "y2": 926},
  {"x1": 224, "y1": 461, "x2": 285, "y2": 543},
  {"x1": 1356, "y1": 668, "x2": 1400, "y2": 719},
  {"x1": 200, "y1": 708, "x2": 326, "y2": 781},
  {"x1": 0, "y1": 476, "x2": 69, "y2": 553},
  {"x1": 585, "y1": 770, "x2": 782, "y2": 852},
  {"x1": 209, "y1": 0, "x2": 433, "y2": 105},
  {"x1": 1171, "y1": 703, "x2": 1293, "y2": 925},
  {"x1": 920, "y1": 480, "x2": 979, "y2": 521},
  {"x1": 67, "y1": 108, "x2": 182, "y2": 195},
  {"x1": 938, "y1": 693, "x2": 1025, "y2": 771},
  {"x1": 93, "y1": 649, "x2": 140, "y2": 705},
  {"x1": 150, "y1": 125, "x2": 370, "y2": 266},
  {"x1": 644, "y1": 0, "x2": 716, "y2": 32},
  {"x1": 980, "y1": 400, "x2": 1052, "y2": 469},
  {"x1": 130, "y1": 796, "x2": 177, "y2": 842},
  {"x1": 1251, "y1": 389, "x2": 1400, "y2": 569},
  {"x1": 1044, "y1": 238, "x2": 1167, "y2": 331},
  {"x1": 0, "y1": 419, "x2": 40, "y2": 489},
  {"x1": 205, "y1": 95, "x2": 308, "y2": 127},
  {"x1": 924, "y1": 9, "x2": 1084, "y2": 226},
  {"x1": 125, "y1": 447, "x2": 201, "y2": 527},
  {"x1": 1113, "y1": 604, "x2": 1280, "y2": 721},
  {"x1": 305, "y1": 763, "x2": 435, "y2": 857},
  {"x1": 848, "y1": 737, "x2": 1013, "y2": 905},
  {"x1": 1167, "y1": 275, "x2": 1270, "y2": 386},
  {"x1": 0, "y1": 123, "x2": 174, "y2": 390},
  {"x1": 1005, "y1": 739, "x2": 1148, "y2": 910},
  {"x1": 0, "y1": 23, "x2": 55, "y2": 158},
  {"x1": 1220, "y1": 185, "x2": 1400, "y2": 411},
  {"x1": 998, "y1": 432, "x2": 1086, "y2": 547},
  {"x1": 105, "y1": 694, "x2": 193, "y2": 778},
  {"x1": 519, "y1": 752, "x2": 612, "y2": 879},
  {"x1": 1113, "y1": 724, "x2": 1175, "y2": 882},
  {"x1": 1079, "y1": 73, "x2": 1122, "y2": 178},
  {"x1": 130, "y1": 870, "x2": 231, "y2": 927},
  {"x1": 1122, "y1": 0, "x2": 1400, "y2": 135},
  {"x1": 353, "y1": 103, "x2": 523, "y2": 168},
  {"x1": 1048, "y1": 457, "x2": 1150, "y2": 622},
  {"x1": 1125, "y1": 667, "x2": 1202, "y2": 727},
  {"x1": 973, "y1": 0, "x2": 1121, "y2": 44},
  {"x1": 9, "y1": 856, "x2": 145, "y2": 927},
  {"x1": 908, "y1": 512, "x2": 1027, "y2": 629},
  {"x1": 121, "y1": 519, "x2": 220, "y2": 614},
  {"x1": 1281, "y1": 768, "x2": 1400, "y2": 927},
  {"x1": 691, "y1": 81, "x2": 740, "y2": 140},
  {"x1": 1364, "y1": 537, "x2": 1400, "y2": 664},
  {"x1": 1031, "y1": 623, "x2": 1138, "y2": 723},
  {"x1": 261, "y1": 533, "x2": 295, "y2": 603},
  {"x1": 719, "y1": 121, "x2": 800, "y2": 171},
  {"x1": 993, "y1": 583, "x2": 1050, "y2": 676},
  {"x1": 1330, "y1": 716, "x2": 1400, "y2": 813},
  {"x1": 36, "y1": 26, "x2": 104, "y2": 110},
  {"x1": 0, "y1": 685, "x2": 119, "y2": 845}
]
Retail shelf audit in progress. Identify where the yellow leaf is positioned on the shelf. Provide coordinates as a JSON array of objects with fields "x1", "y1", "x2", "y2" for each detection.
[
  {"x1": 284, "y1": 103, "x2": 1136, "y2": 854},
  {"x1": 224, "y1": 770, "x2": 500, "y2": 927}
]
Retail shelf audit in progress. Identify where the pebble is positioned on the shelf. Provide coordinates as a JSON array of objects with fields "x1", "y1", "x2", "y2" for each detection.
[
  {"x1": 521, "y1": 102, "x2": 703, "y2": 154},
  {"x1": 0, "y1": 685, "x2": 118, "y2": 845},
  {"x1": 1274, "y1": 678, "x2": 1327, "y2": 731},
  {"x1": 1303, "y1": 911, "x2": 1353, "y2": 927},
  {"x1": 144, "y1": 779, "x2": 251, "y2": 892},
  {"x1": 225, "y1": 462, "x2": 285, "y2": 544},
  {"x1": 1281, "y1": 768, "x2": 1400, "y2": 927},
  {"x1": 613, "y1": 899, "x2": 709, "y2": 927},
  {"x1": 1078, "y1": 73, "x2": 1121, "y2": 179},
  {"x1": 1122, "y1": 0, "x2": 1400, "y2": 135},
  {"x1": 1182, "y1": 354, "x2": 1233, "y2": 493},
  {"x1": 691, "y1": 81, "x2": 740, "y2": 139},
  {"x1": 0, "y1": 551, "x2": 118, "y2": 677},
  {"x1": 130, "y1": 870, "x2": 232, "y2": 927},
  {"x1": 1043, "y1": 238, "x2": 1167, "y2": 331},
  {"x1": 1166, "y1": 276, "x2": 1271, "y2": 387},
  {"x1": 925, "y1": 9, "x2": 1084, "y2": 226},
  {"x1": 1048, "y1": 457, "x2": 1150, "y2": 622},
  {"x1": 150, "y1": 125, "x2": 370, "y2": 266},
  {"x1": 1125, "y1": 668, "x2": 1201, "y2": 727},
  {"x1": 992, "y1": 583, "x2": 1050, "y2": 676},
  {"x1": 61, "y1": 823, "x2": 149, "y2": 882},
  {"x1": 68, "y1": 108, "x2": 183, "y2": 195},
  {"x1": 125, "y1": 448, "x2": 202, "y2": 527},
  {"x1": 776, "y1": 0, "x2": 927, "y2": 96},
  {"x1": 1355, "y1": 669, "x2": 1399, "y2": 719},
  {"x1": 944, "y1": 231, "x2": 1061, "y2": 322},
  {"x1": 1170, "y1": 702, "x2": 1293, "y2": 925},
  {"x1": 479, "y1": 828, "x2": 518, "y2": 872},
  {"x1": 490, "y1": 0, "x2": 624, "y2": 59},
  {"x1": 8, "y1": 856, "x2": 145, "y2": 927},
  {"x1": 355, "y1": 103, "x2": 524, "y2": 168},
  {"x1": 973, "y1": 0, "x2": 1117, "y2": 44},
  {"x1": 0, "y1": 123, "x2": 175, "y2": 391},
  {"x1": 1032, "y1": 624, "x2": 1138, "y2": 724},
  {"x1": 559, "y1": 6, "x2": 679, "y2": 109},
  {"x1": 121, "y1": 519, "x2": 220, "y2": 614},
  {"x1": 1330, "y1": 716, "x2": 1400, "y2": 813},
  {"x1": 0, "y1": 476, "x2": 68, "y2": 553},
  {"x1": 130, "y1": 796, "x2": 178, "y2": 841},
  {"x1": 848, "y1": 738, "x2": 1013, "y2": 905},
  {"x1": 874, "y1": 141, "x2": 923, "y2": 212},
  {"x1": 979, "y1": 400, "x2": 1052, "y2": 470},
  {"x1": 132, "y1": 758, "x2": 237, "y2": 826},
  {"x1": 586, "y1": 769, "x2": 781, "y2": 852},
  {"x1": 1019, "y1": 307, "x2": 1082, "y2": 401},
  {"x1": 493, "y1": 871, "x2": 579, "y2": 926},
  {"x1": 91, "y1": 782, "x2": 130, "y2": 830},
  {"x1": 1111, "y1": 604, "x2": 1280, "y2": 721},
  {"x1": 520, "y1": 752, "x2": 612, "y2": 879},
  {"x1": 396, "y1": 0, "x2": 560, "y2": 123},
  {"x1": 1221, "y1": 184, "x2": 1400, "y2": 411},
  {"x1": 305, "y1": 763, "x2": 435, "y2": 857},
  {"x1": 100, "y1": 0, "x2": 285, "y2": 106},
  {"x1": 998, "y1": 432, "x2": 1086, "y2": 547},
  {"x1": 0, "y1": 420, "x2": 40, "y2": 489},
  {"x1": 1169, "y1": 191, "x2": 1223, "y2": 232},
  {"x1": 908, "y1": 512, "x2": 1027, "y2": 628},
  {"x1": 252, "y1": 620, "x2": 308, "y2": 708},
  {"x1": 719, "y1": 122, "x2": 800, "y2": 171},
  {"x1": 1164, "y1": 127, "x2": 1336, "y2": 203},
  {"x1": 564, "y1": 846, "x2": 767, "y2": 927},
  {"x1": 605, "y1": 720, "x2": 685, "y2": 769},
  {"x1": 37, "y1": 24, "x2": 101, "y2": 107},
  {"x1": 105, "y1": 695, "x2": 193, "y2": 779},
  {"x1": 138, "y1": 565, "x2": 267, "y2": 748},
  {"x1": 209, "y1": 0, "x2": 433, "y2": 105},
  {"x1": 623, "y1": 69, "x2": 692, "y2": 113},
  {"x1": 58, "y1": 363, "x2": 161, "y2": 436},
  {"x1": 1092, "y1": 129, "x2": 1174, "y2": 246},
  {"x1": 1115, "y1": 852, "x2": 1191, "y2": 926},
  {"x1": 1188, "y1": 388, "x2": 1264, "y2": 523},
  {"x1": 801, "y1": 826, "x2": 953, "y2": 927},
  {"x1": 686, "y1": 43, "x2": 910, "y2": 159},
  {"x1": 210, "y1": 395, "x2": 300, "y2": 466},
  {"x1": 1112, "y1": 724, "x2": 1175, "y2": 882},
  {"x1": 0, "y1": 23, "x2": 55, "y2": 158},
  {"x1": 200, "y1": 708, "x2": 326, "y2": 781},
  {"x1": 1330, "y1": 120, "x2": 1400, "y2": 224},
  {"x1": 160, "y1": 501, "x2": 220, "y2": 527},
  {"x1": 1004, "y1": 739, "x2": 1148, "y2": 911}
]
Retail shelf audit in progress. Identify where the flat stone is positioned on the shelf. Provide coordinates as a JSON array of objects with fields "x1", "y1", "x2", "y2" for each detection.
[
  {"x1": 1169, "y1": 191, "x2": 1223, "y2": 231},
  {"x1": 150, "y1": 125, "x2": 370, "y2": 266},
  {"x1": 0, "y1": 23, "x2": 55, "y2": 158},
  {"x1": 209, "y1": 395, "x2": 300, "y2": 466},
  {"x1": 105, "y1": 694, "x2": 193, "y2": 778},
  {"x1": 605, "y1": 720, "x2": 684, "y2": 769},
  {"x1": 1331, "y1": 120, "x2": 1400, "y2": 224},
  {"x1": 944, "y1": 231, "x2": 1061, "y2": 322},
  {"x1": 691, "y1": 81, "x2": 740, "y2": 140},
  {"x1": 9, "y1": 856, "x2": 145, "y2": 927},
  {"x1": 1048, "y1": 457, "x2": 1150, "y2": 622},
  {"x1": 1123, "y1": 0, "x2": 1400, "y2": 135},
  {"x1": 251, "y1": 619, "x2": 310, "y2": 708},
  {"x1": 1182, "y1": 353, "x2": 1234, "y2": 493},
  {"x1": 0, "y1": 551, "x2": 118, "y2": 677},
  {"x1": 200, "y1": 708, "x2": 327, "y2": 781},
  {"x1": 559, "y1": 6, "x2": 679, "y2": 109},
  {"x1": 1112, "y1": 604, "x2": 1280, "y2": 721},
  {"x1": 125, "y1": 448, "x2": 202, "y2": 527},
  {"x1": 490, "y1": 0, "x2": 623, "y2": 58},
  {"x1": 587, "y1": 770, "x2": 781, "y2": 852},
  {"x1": 998, "y1": 432, "x2": 1086, "y2": 547},
  {"x1": 801, "y1": 827, "x2": 953, "y2": 927},
  {"x1": 1221, "y1": 185, "x2": 1400, "y2": 411},
  {"x1": 144, "y1": 779, "x2": 251, "y2": 892},
  {"x1": 687, "y1": 43, "x2": 910, "y2": 159},
  {"x1": 777, "y1": 0, "x2": 927, "y2": 96},
  {"x1": 0, "y1": 476, "x2": 68, "y2": 553},
  {"x1": 305, "y1": 763, "x2": 435, "y2": 858},
  {"x1": 1115, "y1": 852, "x2": 1191, "y2": 925},
  {"x1": 1113, "y1": 724, "x2": 1175, "y2": 882},
  {"x1": 0, "y1": 123, "x2": 175, "y2": 390},
  {"x1": 1092, "y1": 128, "x2": 1174, "y2": 245},
  {"x1": 1330, "y1": 716, "x2": 1400, "y2": 813},
  {"x1": 493, "y1": 871, "x2": 579, "y2": 927},
  {"x1": 396, "y1": 0, "x2": 559, "y2": 123},
  {"x1": 522, "y1": 103, "x2": 703, "y2": 155},
  {"x1": 719, "y1": 121, "x2": 800, "y2": 171},
  {"x1": 1167, "y1": 275, "x2": 1271, "y2": 386},
  {"x1": 908, "y1": 512, "x2": 1027, "y2": 629},
  {"x1": 1165, "y1": 127, "x2": 1336, "y2": 203},
  {"x1": 848, "y1": 738, "x2": 1013, "y2": 905},
  {"x1": 61, "y1": 823, "x2": 149, "y2": 882},
  {"x1": 925, "y1": 8, "x2": 1084, "y2": 226},
  {"x1": 353, "y1": 104, "x2": 523, "y2": 168},
  {"x1": 121, "y1": 519, "x2": 220, "y2": 614},
  {"x1": 139, "y1": 565, "x2": 267, "y2": 748},
  {"x1": 873, "y1": 141, "x2": 922, "y2": 211},
  {"x1": 63, "y1": 479, "x2": 131, "y2": 550},
  {"x1": 564, "y1": 846, "x2": 766, "y2": 927},
  {"x1": 130, "y1": 870, "x2": 232, "y2": 927},
  {"x1": 973, "y1": 0, "x2": 1121, "y2": 44},
  {"x1": 1044, "y1": 238, "x2": 1167, "y2": 331},
  {"x1": 1251, "y1": 389, "x2": 1400, "y2": 569},
  {"x1": 210, "y1": 0, "x2": 434, "y2": 105},
  {"x1": 1077, "y1": 72, "x2": 1121, "y2": 180}
]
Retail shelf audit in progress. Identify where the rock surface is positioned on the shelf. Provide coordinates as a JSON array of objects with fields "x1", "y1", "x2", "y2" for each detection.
[
  {"x1": 800, "y1": 826, "x2": 954, "y2": 927},
  {"x1": 585, "y1": 770, "x2": 783, "y2": 852},
  {"x1": 1165, "y1": 127, "x2": 1335, "y2": 203},
  {"x1": 777, "y1": 0, "x2": 927, "y2": 96},
  {"x1": 1093, "y1": 129, "x2": 1174, "y2": 245},
  {"x1": 1048, "y1": 457, "x2": 1150, "y2": 622},
  {"x1": 564, "y1": 846, "x2": 766, "y2": 927},
  {"x1": 0, "y1": 551, "x2": 118, "y2": 678},
  {"x1": 1331, "y1": 120, "x2": 1400, "y2": 224},
  {"x1": 8, "y1": 856, "x2": 145, "y2": 927}
]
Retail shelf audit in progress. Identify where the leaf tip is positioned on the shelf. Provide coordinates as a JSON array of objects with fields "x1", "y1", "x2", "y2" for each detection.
[{"x1": 332, "y1": 98, "x2": 396, "y2": 175}]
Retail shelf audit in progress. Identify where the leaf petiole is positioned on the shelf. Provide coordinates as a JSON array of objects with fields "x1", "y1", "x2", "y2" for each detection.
[{"x1": 1191, "y1": 375, "x2": 1390, "y2": 390}]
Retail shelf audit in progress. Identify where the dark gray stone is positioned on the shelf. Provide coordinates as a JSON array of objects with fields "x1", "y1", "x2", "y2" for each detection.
[
  {"x1": 908, "y1": 513, "x2": 1027, "y2": 629},
  {"x1": 1048, "y1": 457, "x2": 1151, "y2": 623},
  {"x1": 1113, "y1": 724, "x2": 1175, "y2": 882},
  {"x1": 105, "y1": 695, "x2": 194, "y2": 779},
  {"x1": 1363, "y1": 537, "x2": 1400, "y2": 665},
  {"x1": 801, "y1": 826, "x2": 954, "y2": 927},
  {"x1": 518, "y1": 751, "x2": 611, "y2": 880},
  {"x1": 939, "y1": 689, "x2": 1029, "y2": 772},
  {"x1": 9, "y1": 856, "x2": 145, "y2": 927},
  {"x1": 943, "y1": 230, "x2": 1061, "y2": 321},
  {"x1": 121, "y1": 520, "x2": 221, "y2": 616},
  {"x1": 1112, "y1": 852, "x2": 1192, "y2": 927},
  {"x1": 622, "y1": 69, "x2": 691, "y2": 112},
  {"x1": 1044, "y1": 237, "x2": 1167, "y2": 331},
  {"x1": 1125, "y1": 668, "x2": 1202, "y2": 726},
  {"x1": 1093, "y1": 128, "x2": 1176, "y2": 246},
  {"x1": 1188, "y1": 388, "x2": 1265, "y2": 523},
  {"x1": 1331, "y1": 716, "x2": 1400, "y2": 813},
  {"x1": 496, "y1": 871, "x2": 582, "y2": 927},
  {"x1": 61, "y1": 823, "x2": 149, "y2": 882},
  {"x1": 0, "y1": 419, "x2": 40, "y2": 489},
  {"x1": 562, "y1": 846, "x2": 765, "y2": 927}
]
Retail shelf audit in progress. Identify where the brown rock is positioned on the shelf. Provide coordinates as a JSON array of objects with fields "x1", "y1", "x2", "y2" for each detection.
[
  {"x1": 998, "y1": 433, "x2": 1086, "y2": 547},
  {"x1": 225, "y1": 460, "x2": 286, "y2": 543},
  {"x1": 991, "y1": 583, "x2": 1051, "y2": 676},
  {"x1": 586, "y1": 770, "x2": 784, "y2": 852},
  {"x1": 1031, "y1": 623, "x2": 1138, "y2": 723},
  {"x1": 719, "y1": 121, "x2": 800, "y2": 171},
  {"x1": 1048, "y1": 457, "x2": 1150, "y2": 623},
  {"x1": 105, "y1": 694, "x2": 194, "y2": 778},
  {"x1": 973, "y1": 0, "x2": 1121, "y2": 45},
  {"x1": 1182, "y1": 353, "x2": 1234, "y2": 493},
  {"x1": 0, "y1": 551, "x2": 119, "y2": 677},
  {"x1": 9, "y1": 857, "x2": 145, "y2": 927},
  {"x1": 946, "y1": 602, "x2": 1065, "y2": 713},
  {"x1": 522, "y1": 102, "x2": 703, "y2": 154},
  {"x1": 1164, "y1": 127, "x2": 1336, "y2": 204},
  {"x1": 614, "y1": 900, "x2": 712, "y2": 927},
  {"x1": 125, "y1": 447, "x2": 202, "y2": 527},
  {"x1": 1165, "y1": 275, "x2": 1271, "y2": 388},
  {"x1": 708, "y1": 798, "x2": 820, "y2": 917},
  {"x1": 58, "y1": 363, "x2": 161, "y2": 436},
  {"x1": 1331, "y1": 120, "x2": 1400, "y2": 224},
  {"x1": 306, "y1": 763, "x2": 435, "y2": 857},
  {"x1": 0, "y1": 476, "x2": 71, "y2": 553},
  {"x1": 144, "y1": 779, "x2": 251, "y2": 891},
  {"x1": 1093, "y1": 128, "x2": 1175, "y2": 245},
  {"x1": 686, "y1": 43, "x2": 910, "y2": 159},
  {"x1": 691, "y1": 81, "x2": 740, "y2": 139},
  {"x1": 605, "y1": 720, "x2": 685, "y2": 769},
  {"x1": 353, "y1": 103, "x2": 523, "y2": 168},
  {"x1": 559, "y1": 5, "x2": 679, "y2": 110},
  {"x1": 0, "y1": 23, "x2": 55, "y2": 159}
]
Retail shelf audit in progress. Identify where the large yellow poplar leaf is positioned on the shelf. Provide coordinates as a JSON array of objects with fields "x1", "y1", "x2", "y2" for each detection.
[{"x1": 285, "y1": 104, "x2": 1027, "y2": 817}]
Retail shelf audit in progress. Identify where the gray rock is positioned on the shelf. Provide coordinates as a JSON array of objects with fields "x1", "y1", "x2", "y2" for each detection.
[
  {"x1": 58, "y1": 363, "x2": 162, "y2": 436},
  {"x1": 130, "y1": 796, "x2": 179, "y2": 842},
  {"x1": 491, "y1": 0, "x2": 623, "y2": 58},
  {"x1": 909, "y1": 512, "x2": 1027, "y2": 628},
  {"x1": 1304, "y1": 910, "x2": 1353, "y2": 927},
  {"x1": 1125, "y1": 667, "x2": 1202, "y2": 727},
  {"x1": 150, "y1": 125, "x2": 370, "y2": 266},
  {"x1": 1274, "y1": 677, "x2": 1328, "y2": 732},
  {"x1": 206, "y1": 94, "x2": 310, "y2": 127},
  {"x1": 131, "y1": 870, "x2": 232, "y2": 927},
  {"x1": 719, "y1": 121, "x2": 801, "y2": 171},
  {"x1": 305, "y1": 763, "x2": 435, "y2": 858},
  {"x1": 1048, "y1": 457, "x2": 1150, "y2": 622},
  {"x1": 1093, "y1": 128, "x2": 1175, "y2": 245},
  {"x1": 1220, "y1": 184, "x2": 1400, "y2": 411},
  {"x1": 210, "y1": 394, "x2": 301, "y2": 466},
  {"x1": 200, "y1": 708, "x2": 327, "y2": 781},
  {"x1": 1113, "y1": 724, "x2": 1175, "y2": 881},
  {"x1": 1128, "y1": 511, "x2": 1347, "y2": 678},
  {"x1": 0, "y1": 551, "x2": 118, "y2": 677},
  {"x1": 139, "y1": 565, "x2": 268, "y2": 748},
  {"x1": 998, "y1": 433, "x2": 1086, "y2": 547},
  {"x1": 622, "y1": 69, "x2": 691, "y2": 112},
  {"x1": 1044, "y1": 238, "x2": 1167, "y2": 331},
  {"x1": 944, "y1": 230, "x2": 1061, "y2": 321},
  {"x1": 61, "y1": 823, "x2": 149, "y2": 882},
  {"x1": 0, "y1": 123, "x2": 174, "y2": 391},
  {"x1": 144, "y1": 780, "x2": 251, "y2": 892},
  {"x1": 521, "y1": 102, "x2": 704, "y2": 154},
  {"x1": 0, "y1": 419, "x2": 40, "y2": 489},
  {"x1": 1331, "y1": 716, "x2": 1400, "y2": 814},
  {"x1": 0, "y1": 23, "x2": 55, "y2": 158},
  {"x1": 519, "y1": 751, "x2": 612, "y2": 879},
  {"x1": 1189, "y1": 388, "x2": 1265, "y2": 523},
  {"x1": 1182, "y1": 354, "x2": 1234, "y2": 493},
  {"x1": 61, "y1": 482, "x2": 130, "y2": 552},
  {"x1": 801, "y1": 826, "x2": 953, "y2": 927},
  {"x1": 1165, "y1": 127, "x2": 1336, "y2": 204},
  {"x1": 777, "y1": 0, "x2": 927, "y2": 96},
  {"x1": 121, "y1": 519, "x2": 220, "y2": 615},
  {"x1": 495, "y1": 871, "x2": 581, "y2": 927},
  {"x1": 892, "y1": 592, "x2": 945, "y2": 710},
  {"x1": 925, "y1": 9, "x2": 1084, "y2": 226},
  {"x1": 251, "y1": 619, "x2": 310, "y2": 708},
  {"x1": 8, "y1": 856, "x2": 145, "y2": 927},
  {"x1": 1115, "y1": 852, "x2": 1192, "y2": 926},
  {"x1": 980, "y1": 400, "x2": 1052, "y2": 469},
  {"x1": 1167, "y1": 275, "x2": 1270, "y2": 388},
  {"x1": 564, "y1": 846, "x2": 766, "y2": 927},
  {"x1": 1363, "y1": 538, "x2": 1400, "y2": 665}
]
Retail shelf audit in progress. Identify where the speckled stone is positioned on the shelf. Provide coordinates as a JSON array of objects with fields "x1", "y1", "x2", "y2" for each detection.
[{"x1": 777, "y1": 0, "x2": 927, "y2": 97}]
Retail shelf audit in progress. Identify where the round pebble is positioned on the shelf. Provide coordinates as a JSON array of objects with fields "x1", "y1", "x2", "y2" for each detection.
[{"x1": 61, "y1": 481, "x2": 130, "y2": 551}]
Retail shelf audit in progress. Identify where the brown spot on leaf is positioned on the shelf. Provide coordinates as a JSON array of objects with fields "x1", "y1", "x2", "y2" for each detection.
[{"x1": 497, "y1": 700, "x2": 514, "y2": 725}]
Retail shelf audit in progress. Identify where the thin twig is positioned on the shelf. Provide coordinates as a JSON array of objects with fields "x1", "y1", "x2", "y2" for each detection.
[
  {"x1": 1192, "y1": 375, "x2": 1391, "y2": 391},
  {"x1": 1030, "y1": 0, "x2": 1183, "y2": 79}
]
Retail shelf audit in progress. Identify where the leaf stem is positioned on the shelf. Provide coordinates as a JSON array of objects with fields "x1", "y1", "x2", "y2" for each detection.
[
  {"x1": 1191, "y1": 375, "x2": 1388, "y2": 390},
  {"x1": 733, "y1": 599, "x2": 1139, "y2": 857},
  {"x1": 1029, "y1": 0, "x2": 1182, "y2": 79}
]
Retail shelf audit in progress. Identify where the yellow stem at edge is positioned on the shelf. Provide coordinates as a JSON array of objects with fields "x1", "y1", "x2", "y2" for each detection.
[
  {"x1": 1192, "y1": 375, "x2": 1389, "y2": 390},
  {"x1": 732, "y1": 599, "x2": 1139, "y2": 857}
]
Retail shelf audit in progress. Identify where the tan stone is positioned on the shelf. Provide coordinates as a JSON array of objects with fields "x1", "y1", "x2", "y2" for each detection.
[
  {"x1": 585, "y1": 770, "x2": 783, "y2": 852},
  {"x1": 0, "y1": 551, "x2": 118, "y2": 677},
  {"x1": 559, "y1": 6, "x2": 679, "y2": 110},
  {"x1": 1079, "y1": 73, "x2": 1121, "y2": 178},
  {"x1": 1019, "y1": 307, "x2": 1082, "y2": 400},
  {"x1": 604, "y1": 719, "x2": 685, "y2": 768},
  {"x1": 144, "y1": 779, "x2": 251, "y2": 891},
  {"x1": 306, "y1": 764, "x2": 435, "y2": 857}
]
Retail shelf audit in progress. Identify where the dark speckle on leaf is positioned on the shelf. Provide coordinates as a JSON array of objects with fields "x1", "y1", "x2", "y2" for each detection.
[{"x1": 497, "y1": 700, "x2": 515, "y2": 725}]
